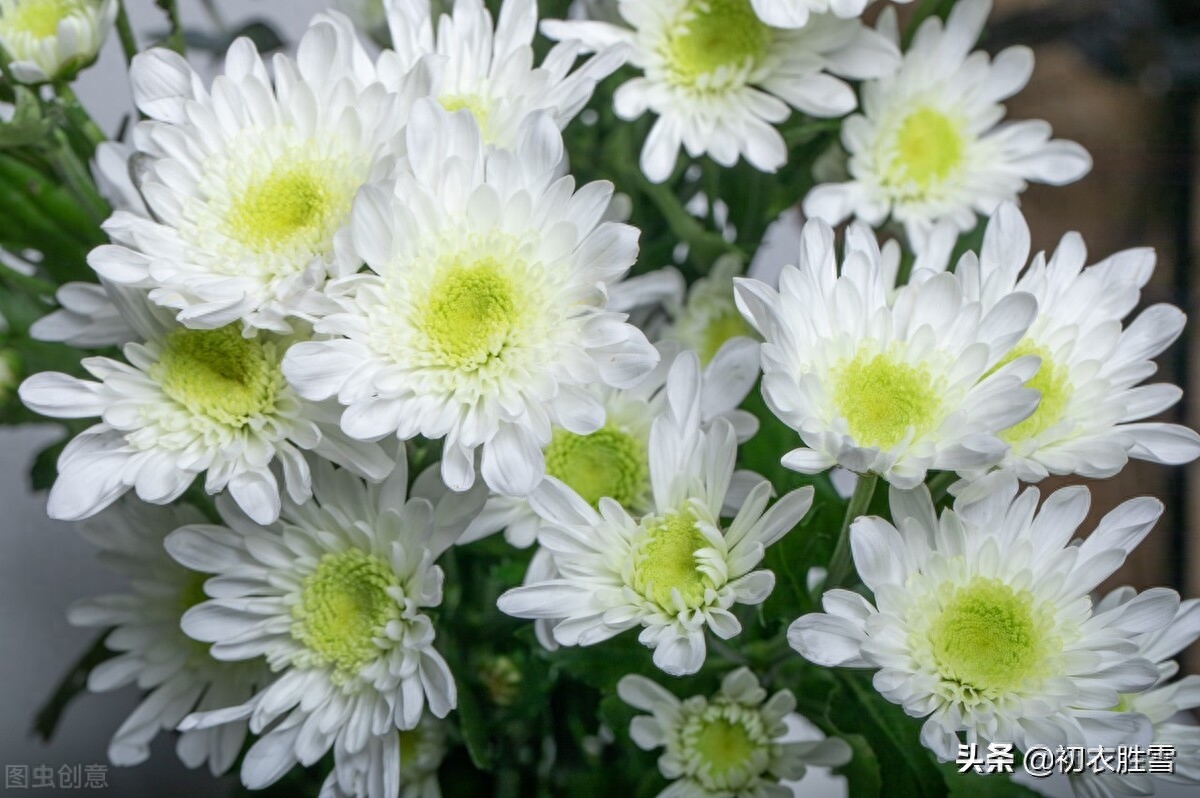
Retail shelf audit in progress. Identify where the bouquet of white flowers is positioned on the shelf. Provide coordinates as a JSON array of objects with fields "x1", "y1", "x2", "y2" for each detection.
[{"x1": 3, "y1": 0, "x2": 1199, "y2": 796}]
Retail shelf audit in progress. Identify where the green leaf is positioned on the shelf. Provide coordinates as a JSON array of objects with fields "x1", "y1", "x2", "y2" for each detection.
[
  {"x1": 828, "y1": 670, "x2": 949, "y2": 798},
  {"x1": 32, "y1": 632, "x2": 117, "y2": 742},
  {"x1": 940, "y1": 762, "x2": 1045, "y2": 797}
]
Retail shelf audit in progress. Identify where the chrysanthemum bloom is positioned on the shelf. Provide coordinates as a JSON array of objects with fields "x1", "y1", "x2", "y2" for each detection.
[
  {"x1": 0, "y1": 0, "x2": 115, "y2": 83},
  {"x1": 283, "y1": 103, "x2": 657, "y2": 498},
  {"x1": 377, "y1": 0, "x2": 626, "y2": 146},
  {"x1": 733, "y1": 219, "x2": 1039, "y2": 489},
  {"x1": 89, "y1": 13, "x2": 426, "y2": 332},
  {"x1": 462, "y1": 340, "x2": 760, "y2": 548},
  {"x1": 750, "y1": 0, "x2": 901, "y2": 29},
  {"x1": 18, "y1": 290, "x2": 390, "y2": 524},
  {"x1": 67, "y1": 500, "x2": 269, "y2": 775},
  {"x1": 542, "y1": 0, "x2": 899, "y2": 182},
  {"x1": 789, "y1": 474, "x2": 1177, "y2": 760},
  {"x1": 168, "y1": 457, "x2": 483, "y2": 791},
  {"x1": 1065, "y1": 593, "x2": 1200, "y2": 798},
  {"x1": 660, "y1": 256, "x2": 761, "y2": 366},
  {"x1": 803, "y1": 0, "x2": 1091, "y2": 251},
  {"x1": 945, "y1": 203, "x2": 1200, "y2": 482},
  {"x1": 498, "y1": 353, "x2": 812, "y2": 676},
  {"x1": 618, "y1": 668, "x2": 851, "y2": 797},
  {"x1": 321, "y1": 716, "x2": 447, "y2": 798}
]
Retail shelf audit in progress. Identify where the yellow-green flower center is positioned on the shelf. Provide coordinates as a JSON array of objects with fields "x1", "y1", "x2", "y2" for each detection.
[
  {"x1": 1, "y1": 0, "x2": 78, "y2": 38},
  {"x1": 667, "y1": 0, "x2": 771, "y2": 85},
  {"x1": 889, "y1": 108, "x2": 965, "y2": 188},
  {"x1": 695, "y1": 717, "x2": 758, "y2": 776},
  {"x1": 292, "y1": 549, "x2": 400, "y2": 680},
  {"x1": 226, "y1": 162, "x2": 341, "y2": 254},
  {"x1": 630, "y1": 512, "x2": 714, "y2": 609},
  {"x1": 699, "y1": 306, "x2": 754, "y2": 364},
  {"x1": 681, "y1": 700, "x2": 772, "y2": 789},
  {"x1": 153, "y1": 326, "x2": 283, "y2": 427},
  {"x1": 544, "y1": 425, "x2": 648, "y2": 509},
  {"x1": 834, "y1": 351, "x2": 941, "y2": 449},
  {"x1": 421, "y1": 258, "x2": 524, "y2": 370},
  {"x1": 930, "y1": 577, "x2": 1049, "y2": 695},
  {"x1": 439, "y1": 94, "x2": 493, "y2": 141},
  {"x1": 993, "y1": 339, "x2": 1073, "y2": 443}
]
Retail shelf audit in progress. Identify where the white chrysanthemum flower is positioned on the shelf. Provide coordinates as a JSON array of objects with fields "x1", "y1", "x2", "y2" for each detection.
[
  {"x1": 497, "y1": 352, "x2": 813, "y2": 676},
  {"x1": 618, "y1": 668, "x2": 852, "y2": 797},
  {"x1": 945, "y1": 204, "x2": 1200, "y2": 482},
  {"x1": 750, "y1": 0, "x2": 895, "y2": 29},
  {"x1": 0, "y1": 0, "x2": 115, "y2": 83},
  {"x1": 18, "y1": 288, "x2": 391, "y2": 524},
  {"x1": 789, "y1": 474, "x2": 1178, "y2": 761},
  {"x1": 66, "y1": 499, "x2": 269, "y2": 775},
  {"x1": 661, "y1": 256, "x2": 761, "y2": 366},
  {"x1": 1066, "y1": 594, "x2": 1200, "y2": 798},
  {"x1": 88, "y1": 13, "x2": 426, "y2": 333},
  {"x1": 378, "y1": 0, "x2": 625, "y2": 147},
  {"x1": 803, "y1": 0, "x2": 1092, "y2": 251},
  {"x1": 321, "y1": 716, "x2": 447, "y2": 798},
  {"x1": 283, "y1": 103, "x2": 657, "y2": 498},
  {"x1": 543, "y1": 0, "x2": 899, "y2": 182},
  {"x1": 733, "y1": 218, "x2": 1039, "y2": 489},
  {"x1": 462, "y1": 340, "x2": 760, "y2": 548},
  {"x1": 167, "y1": 457, "x2": 483, "y2": 792}
]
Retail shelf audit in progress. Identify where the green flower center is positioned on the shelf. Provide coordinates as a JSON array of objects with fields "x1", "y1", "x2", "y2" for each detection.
[
  {"x1": 930, "y1": 577, "x2": 1049, "y2": 695},
  {"x1": 667, "y1": 0, "x2": 771, "y2": 85},
  {"x1": 834, "y1": 350, "x2": 941, "y2": 449},
  {"x1": 992, "y1": 339, "x2": 1073, "y2": 443},
  {"x1": 227, "y1": 162, "x2": 339, "y2": 253},
  {"x1": 153, "y1": 326, "x2": 283, "y2": 427},
  {"x1": 440, "y1": 94, "x2": 493, "y2": 141},
  {"x1": 292, "y1": 549, "x2": 401, "y2": 680},
  {"x1": 699, "y1": 306, "x2": 754, "y2": 364},
  {"x1": 630, "y1": 512, "x2": 714, "y2": 609},
  {"x1": 2, "y1": 0, "x2": 78, "y2": 38},
  {"x1": 682, "y1": 700, "x2": 771, "y2": 789},
  {"x1": 695, "y1": 718, "x2": 758, "y2": 776},
  {"x1": 544, "y1": 425, "x2": 648, "y2": 509},
  {"x1": 889, "y1": 108, "x2": 964, "y2": 188},
  {"x1": 421, "y1": 258, "x2": 523, "y2": 370}
]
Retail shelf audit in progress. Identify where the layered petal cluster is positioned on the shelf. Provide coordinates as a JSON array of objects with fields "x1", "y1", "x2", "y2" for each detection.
[
  {"x1": 90, "y1": 13, "x2": 422, "y2": 332},
  {"x1": 543, "y1": 0, "x2": 899, "y2": 182},
  {"x1": 733, "y1": 219, "x2": 1039, "y2": 488},
  {"x1": 283, "y1": 103, "x2": 657, "y2": 498},
  {"x1": 0, "y1": 0, "x2": 115, "y2": 83},
  {"x1": 945, "y1": 204, "x2": 1200, "y2": 482},
  {"x1": 462, "y1": 340, "x2": 760, "y2": 548},
  {"x1": 378, "y1": 0, "x2": 626, "y2": 146},
  {"x1": 1067, "y1": 594, "x2": 1200, "y2": 798},
  {"x1": 320, "y1": 717, "x2": 447, "y2": 798},
  {"x1": 166, "y1": 457, "x2": 483, "y2": 794},
  {"x1": 804, "y1": 0, "x2": 1091, "y2": 251},
  {"x1": 497, "y1": 353, "x2": 812, "y2": 675},
  {"x1": 18, "y1": 289, "x2": 390, "y2": 525},
  {"x1": 790, "y1": 475, "x2": 1177, "y2": 761},
  {"x1": 750, "y1": 0, "x2": 905, "y2": 29},
  {"x1": 618, "y1": 668, "x2": 851, "y2": 797},
  {"x1": 67, "y1": 500, "x2": 269, "y2": 775}
]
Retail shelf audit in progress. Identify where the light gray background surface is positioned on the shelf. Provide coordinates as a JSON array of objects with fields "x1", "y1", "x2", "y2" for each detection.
[{"x1": 0, "y1": 2, "x2": 1192, "y2": 797}]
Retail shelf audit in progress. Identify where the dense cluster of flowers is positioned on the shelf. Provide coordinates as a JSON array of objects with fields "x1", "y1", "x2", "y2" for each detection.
[{"x1": 4, "y1": 0, "x2": 1198, "y2": 796}]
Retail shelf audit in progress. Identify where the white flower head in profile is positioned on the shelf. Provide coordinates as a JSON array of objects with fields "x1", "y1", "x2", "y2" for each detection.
[
  {"x1": 378, "y1": 0, "x2": 627, "y2": 146},
  {"x1": 733, "y1": 218, "x2": 1040, "y2": 489},
  {"x1": 283, "y1": 102, "x2": 658, "y2": 499},
  {"x1": 497, "y1": 352, "x2": 813, "y2": 676},
  {"x1": 790, "y1": 474, "x2": 1178, "y2": 761},
  {"x1": 89, "y1": 13, "x2": 428, "y2": 333},
  {"x1": 461, "y1": 339, "x2": 761, "y2": 549},
  {"x1": 542, "y1": 0, "x2": 899, "y2": 182},
  {"x1": 67, "y1": 499, "x2": 269, "y2": 776},
  {"x1": 618, "y1": 668, "x2": 851, "y2": 797},
  {"x1": 18, "y1": 287, "x2": 392, "y2": 525},
  {"x1": 0, "y1": 0, "x2": 115, "y2": 84},
  {"x1": 1068, "y1": 594, "x2": 1200, "y2": 798},
  {"x1": 167, "y1": 457, "x2": 484, "y2": 793},
  {"x1": 945, "y1": 203, "x2": 1200, "y2": 483},
  {"x1": 803, "y1": 0, "x2": 1092, "y2": 252},
  {"x1": 320, "y1": 716, "x2": 448, "y2": 798}
]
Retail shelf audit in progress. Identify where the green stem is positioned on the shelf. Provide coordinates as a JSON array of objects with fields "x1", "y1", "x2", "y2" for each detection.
[
  {"x1": 47, "y1": 130, "x2": 109, "y2": 224},
  {"x1": 114, "y1": 0, "x2": 140, "y2": 66},
  {"x1": 53, "y1": 82, "x2": 107, "y2": 151},
  {"x1": 154, "y1": 0, "x2": 186, "y2": 54},
  {"x1": 637, "y1": 176, "x2": 742, "y2": 268},
  {"x1": 826, "y1": 472, "x2": 879, "y2": 591}
]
